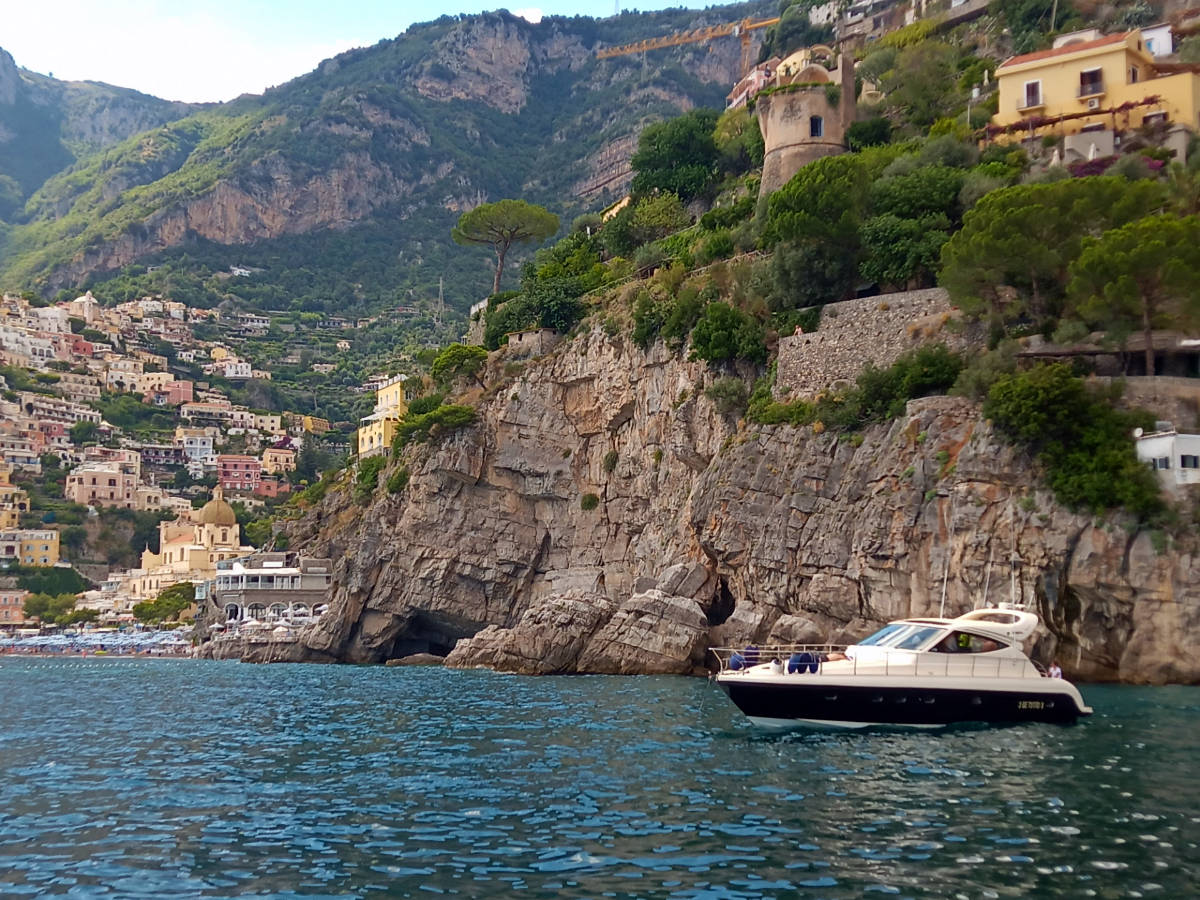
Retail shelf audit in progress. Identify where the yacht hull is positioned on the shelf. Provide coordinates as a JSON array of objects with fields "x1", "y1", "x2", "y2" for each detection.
[{"x1": 717, "y1": 679, "x2": 1090, "y2": 727}]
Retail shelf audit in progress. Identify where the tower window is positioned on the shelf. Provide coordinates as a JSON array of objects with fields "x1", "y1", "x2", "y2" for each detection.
[{"x1": 810, "y1": 115, "x2": 824, "y2": 138}]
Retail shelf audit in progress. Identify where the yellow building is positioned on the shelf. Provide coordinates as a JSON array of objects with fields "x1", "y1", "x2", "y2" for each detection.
[
  {"x1": 0, "y1": 463, "x2": 30, "y2": 529},
  {"x1": 991, "y1": 30, "x2": 1200, "y2": 140},
  {"x1": 300, "y1": 415, "x2": 331, "y2": 434},
  {"x1": 356, "y1": 375, "x2": 408, "y2": 458},
  {"x1": 0, "y1": 530, "x2": 60, "y2": 566}
]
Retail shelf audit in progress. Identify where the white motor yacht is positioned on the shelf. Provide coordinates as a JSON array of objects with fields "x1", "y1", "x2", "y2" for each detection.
[{"x1": 711, "y1": 606, "x2": 1092, "y2": 729}]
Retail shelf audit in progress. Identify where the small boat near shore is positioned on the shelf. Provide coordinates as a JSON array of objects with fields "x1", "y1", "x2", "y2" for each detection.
[{"x1": 711, "y1": 606, "x2": 1092, "y2": 729}]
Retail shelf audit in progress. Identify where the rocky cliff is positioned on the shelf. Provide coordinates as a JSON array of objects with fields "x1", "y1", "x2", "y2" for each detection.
[{"x1": 268, "y1": 329, "x2": 1200, "y2": 685}]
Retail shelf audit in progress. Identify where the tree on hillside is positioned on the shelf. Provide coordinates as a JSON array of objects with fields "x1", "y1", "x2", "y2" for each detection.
[
  {"x1": 452, "y1": 200, "x2": 559, "y2": 296},
  {"x1": 714, "y1": 107, "x2": 764, "y2": 175},
  {"x1": 24, "y1": 593, "x2": 79, "y2": 625},
  {"x1": 879, "y1": 42, "x2": 960, "y2": 129},
  {"x1": 764, "y1": 154, "x2": 870, "y2": 307},
  {"x1": 132, "y1": 582, "x2": 196, "y2": 625},
  {"x1": 16, "y1": 566, "x2": 88, "y2": 596},
  {"x1": 990, "y1": 0, "x2": 1082, "y2": 54},
  {"x1": 431, "y1": 343, "x2": 488, "y2": 389},
  {"x1": 764, "y1": 154, "x2": 870, "y2": 247},
  {"x1": 983, "y1": 363, "x2": 1161, "y2": 518},
  {"x1": 757, "y1": 2, "x2": 834, "y2": 61},
  {"x1": 1068, "y1": 215, "x2": 1200, "y2": 375},
  {"x1": 940, "y1": 177, "x2": 1167, "y2": 327},
  {"x1": 861, "y1": 213, "x2": 951, "y2": 288},
  {"x1": 600, "y1": 193, "x2": 691, "y2": 257},
  {"x1": 689, "y1": 302, "x2": 767, "y2": 365},
  {"x1": 630, "y1": 109, "x2": 721, "y2": 202},
  {"x1": 870, "y1": 165, "x2": 966, "y2": 224},
  {"x1": 69, "y1": 420, "x2": 99, "y2": 446}
]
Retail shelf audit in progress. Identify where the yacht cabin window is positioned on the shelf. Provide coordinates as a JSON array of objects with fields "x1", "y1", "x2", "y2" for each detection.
[{"x1": 932, "y1": 630, "x2": 1007, "y2": 653}]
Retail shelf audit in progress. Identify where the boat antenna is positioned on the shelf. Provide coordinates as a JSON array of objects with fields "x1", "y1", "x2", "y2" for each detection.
[
  {"x1": 981, "y1": 527, "x2": 996, "y2": 608},
  {"x1": 1008, "y1": 497, "x2": 1023, "y2": 609},
  {"x1": 938, "y1": 487, "x2": 957, "y2": 618}
]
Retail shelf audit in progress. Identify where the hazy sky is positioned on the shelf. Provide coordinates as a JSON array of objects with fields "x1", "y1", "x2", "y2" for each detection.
[{"x1": 4, "y1": 1, "x2": 720, "y2": 103}]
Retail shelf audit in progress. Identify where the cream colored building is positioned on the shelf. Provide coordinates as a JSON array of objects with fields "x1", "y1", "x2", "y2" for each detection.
[
  {"x1": 80, "y1": 488, "x2": 253, "y2": 617},
  {"x1": 262, "y1": 446, "x2": 296, "y2": 475},
  {"x1": 65, "y1": 461, "x2": 139, "y2": 508}
]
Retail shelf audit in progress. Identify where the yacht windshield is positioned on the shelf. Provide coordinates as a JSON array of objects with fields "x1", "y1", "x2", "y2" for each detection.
[
  {"x1": 890, "y1": 626, "x2": 943, "y2": 650},
  {"x1": 854, "y1": 624, "x2": 944, "y2": 650},
  {"x1": 856, "y1": 624, "x2": 907, "y2": 646}
]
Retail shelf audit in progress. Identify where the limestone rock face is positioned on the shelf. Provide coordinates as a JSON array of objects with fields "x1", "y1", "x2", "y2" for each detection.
[
  {"x1": 0, "y1": 48, "x2": 19, "y2": 107},
  {"x1": 446, "y1": 590, "x2": 614, "y2": 674},
  {"x1": 50, "y1": 150, "x2": 411, "y2": 289},
  {"x1": 279, "y1": 329, "x2": 1200, "y2": 684},
  {"x1": 577, "y1": 589, "x2": 710, "y2": 675}
]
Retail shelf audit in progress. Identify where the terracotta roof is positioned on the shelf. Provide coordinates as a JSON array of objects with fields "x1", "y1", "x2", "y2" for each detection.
[{"x1": 998, "y1": 32, "x2": 1130, "y2": 70}]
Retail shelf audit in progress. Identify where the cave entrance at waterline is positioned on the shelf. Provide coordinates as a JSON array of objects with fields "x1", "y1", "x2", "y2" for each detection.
[{"x1": 381, "y1": 611, "x2": 461, "y2": 661}]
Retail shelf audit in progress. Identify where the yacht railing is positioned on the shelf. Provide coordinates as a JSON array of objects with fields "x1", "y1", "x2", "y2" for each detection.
[{"x1": 709, "y1": 645, "x2": 1042, "y2": 679}]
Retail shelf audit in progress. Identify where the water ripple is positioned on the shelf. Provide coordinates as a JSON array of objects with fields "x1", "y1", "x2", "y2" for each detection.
[{"x1": 0, "y1": 660, "x2": 1195, "y2": 898}]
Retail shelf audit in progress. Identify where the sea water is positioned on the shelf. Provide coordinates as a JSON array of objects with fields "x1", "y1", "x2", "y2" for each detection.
[{"x1": 0, "y1": 658, "x2": 1196, "y2": 898}]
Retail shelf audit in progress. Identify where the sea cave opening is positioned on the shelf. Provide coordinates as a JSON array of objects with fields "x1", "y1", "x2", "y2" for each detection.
[{"x1": 706, "y1": 577, "x2": 736, "y2": 627}]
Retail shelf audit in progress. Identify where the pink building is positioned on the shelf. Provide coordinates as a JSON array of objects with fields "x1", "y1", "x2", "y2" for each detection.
[
  {"x1": 0, "y1": 588, "x2": 29, "y2": 626},
  {"x1": 727, "y1": 57, "x2": 781, "y2": 110},
  {"x1": 144, "y1": 379, "x2": 193, "y2": 407},
  {"x1": 217, "y1": 455, "x2": 262, "y2": 493},
  {"x1": 254, "y1": 476, "x2": 292, "y2": 498},
  {"x1": 65, "y1": 461, "x2": 139, "y2": 508}
]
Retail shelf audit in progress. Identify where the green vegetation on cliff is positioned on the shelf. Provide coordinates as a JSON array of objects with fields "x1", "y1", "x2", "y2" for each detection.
[{"x1": 984, "y1": 364, "x2": 1163, "y2": 519}]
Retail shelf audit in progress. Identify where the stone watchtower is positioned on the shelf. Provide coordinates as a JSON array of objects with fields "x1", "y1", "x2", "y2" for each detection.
[{"x1": 757, "y1": 45, "x2": 856, "y2": 196}]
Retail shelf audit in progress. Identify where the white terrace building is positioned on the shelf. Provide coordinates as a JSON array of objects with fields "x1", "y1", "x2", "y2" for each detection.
[{"x1": 1135, "y1": 427, "x2": 1200, "y2": 492}]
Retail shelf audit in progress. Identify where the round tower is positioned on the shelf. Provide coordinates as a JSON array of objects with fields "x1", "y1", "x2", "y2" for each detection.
[{"x1": 757, "y1": 46, "x2": 857, "y2": 196}]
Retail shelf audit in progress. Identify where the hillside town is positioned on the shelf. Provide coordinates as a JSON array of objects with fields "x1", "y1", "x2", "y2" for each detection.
[{"x1": 0, "y1": 289, "x2": 412, "y2": 632}]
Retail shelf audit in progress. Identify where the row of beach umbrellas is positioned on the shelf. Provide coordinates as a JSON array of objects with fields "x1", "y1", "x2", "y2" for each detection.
[{"x1": 0, "y1": 627, "x2": 193, "y2": 654}]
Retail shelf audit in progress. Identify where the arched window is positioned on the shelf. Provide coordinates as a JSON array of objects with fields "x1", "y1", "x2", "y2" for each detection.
[{"x1": 810, "y1": 116, "x2": 824, "y2": 138}]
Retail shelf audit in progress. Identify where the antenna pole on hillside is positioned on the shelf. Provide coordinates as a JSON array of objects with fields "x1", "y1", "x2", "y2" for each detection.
[
  {"x1": 1050, "y1": 0, "x2": 1058, "y2": 31},
  {"x1": 436, "y1": 277, "x2": 444, "y2": 327}
]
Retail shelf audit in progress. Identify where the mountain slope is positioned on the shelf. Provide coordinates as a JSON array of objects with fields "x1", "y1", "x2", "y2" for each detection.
[
  {"x1": 0, "y1": 47, "x2": 196, "y2": 218},
  {"x1": 0, "y1": 3, "x2": 771, "y2": 313}
]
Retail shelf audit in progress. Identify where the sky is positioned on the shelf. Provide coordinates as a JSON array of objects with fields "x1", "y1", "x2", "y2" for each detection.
[{"x1": 4, "y1": 1, "x2": 721, "y2": 103}]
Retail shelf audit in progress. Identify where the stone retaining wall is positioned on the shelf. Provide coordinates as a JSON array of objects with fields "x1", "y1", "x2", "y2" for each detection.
[
  {"x1": 775, "y1": 288, "x2": 970, "y2": 399},
  {"x1": 1096, "y1": 375, "x2": 1200, "y2": 431}
]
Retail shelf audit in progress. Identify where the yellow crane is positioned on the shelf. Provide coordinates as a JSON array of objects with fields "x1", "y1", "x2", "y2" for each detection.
[{"x1": 595, "y1": 16, "x2": 781, "y2": 74}]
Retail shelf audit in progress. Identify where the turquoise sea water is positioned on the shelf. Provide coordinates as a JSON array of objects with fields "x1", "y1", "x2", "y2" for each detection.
[{"x1": 0, "y1": 659, "x2": 1196, "y2": 898}]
